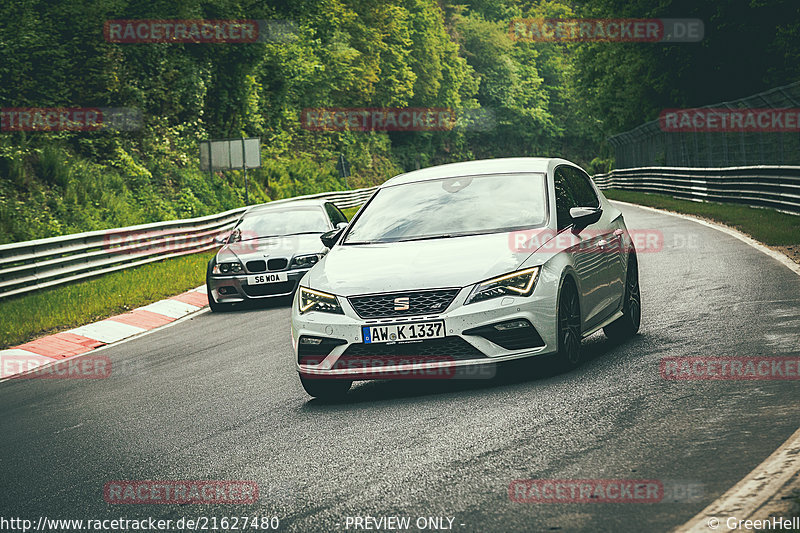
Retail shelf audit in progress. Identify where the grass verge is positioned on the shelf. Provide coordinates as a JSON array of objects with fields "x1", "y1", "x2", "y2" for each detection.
[
  {"x1": 603, "y1": 189, "x2": 800, "y2": 248},
  {"x1": 0, "y1": 251, "x2": 215, "y2": 349}
]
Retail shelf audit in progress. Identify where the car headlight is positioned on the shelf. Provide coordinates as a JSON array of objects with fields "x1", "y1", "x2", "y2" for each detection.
[
  {"x1": 465, "y1": 267, "x2": 540, "y2": 304},
  {"x1": 291, "y1": 254, "x2": 322, "y2": 269},
  {"x1": 212, "y1": 262, "x2": 243, "y2": 275},
  {"x1": 298, "y1": 287, "x2": 344, "y2": 315}
]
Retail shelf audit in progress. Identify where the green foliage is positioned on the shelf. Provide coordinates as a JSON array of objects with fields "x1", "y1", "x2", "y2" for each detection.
[
  {"x1": 1, "y1": 0, "x2": 798, "y2": 245},
  {"x1": 571, "y1": 0, "x2": 800, "y2": 135}
]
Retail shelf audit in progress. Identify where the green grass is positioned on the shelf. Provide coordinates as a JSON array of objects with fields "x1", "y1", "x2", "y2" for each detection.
[
  {"x1": 341, "y1": 206, "x2": 361, "y2": 220},
  {"x1": 0, "y1": 251, "x2": 215, "y2": 349},
  {"x1": 603, "y1": 189, "x2": 800, "y2": 246}
]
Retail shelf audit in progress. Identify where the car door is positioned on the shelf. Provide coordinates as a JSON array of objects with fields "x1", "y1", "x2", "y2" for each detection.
[
  {"x1": 564, "y1": 166, "x2": 626, "y2": 322},
  {"x1": 554, "y1": 166, "x2": 608, "y2": 331}
]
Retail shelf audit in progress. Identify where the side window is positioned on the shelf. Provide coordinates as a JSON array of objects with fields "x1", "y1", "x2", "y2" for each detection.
[
  {"x1": 565, "y1": 167, "x2": 600, "y2": 208},
  {"x1": 324, "y1": 203, "x2": 347, "y2": 225},
  {"x1": 554, "y1": 167, "x2": 578, "y2": 230}
]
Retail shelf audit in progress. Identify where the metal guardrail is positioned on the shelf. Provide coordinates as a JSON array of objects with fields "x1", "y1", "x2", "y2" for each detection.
[
  {"x1": 592, "y1": 165, "x2": 800, "y2": 215},
  {"x1": 0, "y1": 186, "x2": 377, "y2": 300}
]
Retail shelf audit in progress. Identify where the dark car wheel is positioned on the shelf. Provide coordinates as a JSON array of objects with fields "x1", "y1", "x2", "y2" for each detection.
[
  {"x1": 604, "y1": 252, "x2": 641, "y2": 341},
  {"x1": 299, "y1": 375, "x2": 352, "y2": 400},
  {"x1": 554, "y1": 280, "x2": 582, "y2": 371}
]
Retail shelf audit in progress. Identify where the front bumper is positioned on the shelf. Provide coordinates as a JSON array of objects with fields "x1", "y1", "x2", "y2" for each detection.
[
  {"x1": 209, "y1": 268, "x2": 311, "y2": 303},
  {"x1": 291, "y1": 283, "x2": 559, "y2": 379}
]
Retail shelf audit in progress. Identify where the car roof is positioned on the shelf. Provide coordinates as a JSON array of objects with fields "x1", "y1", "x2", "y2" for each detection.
[
  {"x1": 382, "y1": 157, "x2": 571, "y2": 187},
  {"x1": 244, "y1": 198, "x2": 329, "y2": 215}
]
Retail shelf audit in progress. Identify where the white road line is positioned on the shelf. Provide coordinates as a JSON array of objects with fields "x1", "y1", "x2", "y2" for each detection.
[
  {"x1": 609, "y1": 200, "x2": 800, "y2": 532},
  {"x1": 676, "y1": 426, "x2": 800, "y2": 532}
]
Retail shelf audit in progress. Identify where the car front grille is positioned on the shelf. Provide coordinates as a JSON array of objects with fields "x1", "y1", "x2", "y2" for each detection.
[
  {"x1": 246, "y1": 260, "x2": 266, "y2": 272},
  {"x1": 268, "y1": 258, "x2": 289, "y2": 271},
  {"x1": 348, "y1": 289, "x2": 460, "y2": 319},
  {"x1": 242, "y1": 280, "x2": 295, "y2": 297},
  {"x1": 341, "y1": 336, "x2": 485, "y2": 361}
]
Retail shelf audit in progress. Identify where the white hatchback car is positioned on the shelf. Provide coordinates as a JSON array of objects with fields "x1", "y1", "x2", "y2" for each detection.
[{"x1": 291, "y1": 158, "x2": 641, "y2": 399}]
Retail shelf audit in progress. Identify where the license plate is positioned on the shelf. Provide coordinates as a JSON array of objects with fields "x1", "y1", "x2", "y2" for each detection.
[
  {"x1": 362, "y1": 321, "x2": 445, "y2": 344},
  {"x1": 247, "y1": 272, "x2": 288, "y2": 285}
]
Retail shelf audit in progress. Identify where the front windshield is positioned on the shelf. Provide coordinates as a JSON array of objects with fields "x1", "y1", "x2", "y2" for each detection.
[
  {"x1": 232, "y1": 207, "x2": 329, "y2": 240},
  {"x1": 343, "y1": 173, "x2": 547, "y2": 244}
]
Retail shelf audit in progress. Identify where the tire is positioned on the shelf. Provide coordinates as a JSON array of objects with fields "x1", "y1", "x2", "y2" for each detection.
[
  {"x1": 299, "y1": 375, "x2": 352, "y2": 400},
  {"x1": 554, "y1": 280, "x2": 582, "y2": 371},
  {"x1": 206, "y1": 260, "x2": 233, "y2": 313},
  {"x1": 603, "y1": 252, "x2": 641, "y2": 341}
]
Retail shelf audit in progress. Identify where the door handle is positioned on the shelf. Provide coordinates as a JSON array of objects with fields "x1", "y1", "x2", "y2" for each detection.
[{"x1": 599, "y1": 230, "x2": 623, "y2": 249}]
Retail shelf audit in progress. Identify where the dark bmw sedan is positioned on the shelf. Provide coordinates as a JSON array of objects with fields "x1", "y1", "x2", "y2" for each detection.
[{"x1": 206, "y1": 199, "x2": 349, "y2": 311}]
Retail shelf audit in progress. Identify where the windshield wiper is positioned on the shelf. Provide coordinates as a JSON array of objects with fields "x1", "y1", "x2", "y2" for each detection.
[
  {"x1": 394, "y1": 234, "x2": 456, "y2": 242},
  {"x1": 343, "y1": 240, "x2": 385, "y2": 245},
  {"x1": 236, "y1": 231, "x2": 321, "y2": 242},
  {"x1": 345, "y1": 234, "x2": 456, "y2": 244}
]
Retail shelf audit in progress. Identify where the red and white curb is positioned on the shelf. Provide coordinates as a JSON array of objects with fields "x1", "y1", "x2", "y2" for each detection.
[{"x1": 0, "y1": 286, "x2": 208, "y2": 380}]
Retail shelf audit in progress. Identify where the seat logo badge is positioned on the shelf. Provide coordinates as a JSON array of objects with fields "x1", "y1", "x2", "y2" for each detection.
[{"x1": 394, "y1": 297, "x2": 410, "y2": 311}]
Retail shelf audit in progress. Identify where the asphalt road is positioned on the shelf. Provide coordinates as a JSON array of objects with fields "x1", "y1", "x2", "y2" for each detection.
[{"x1": 1, "y1": 203, "x2": 799, "y2": 533}]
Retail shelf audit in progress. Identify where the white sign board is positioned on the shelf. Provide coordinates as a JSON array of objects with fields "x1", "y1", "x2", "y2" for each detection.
[{"x1": 200, "y1": 138, "x2": 261, "y2": 171}]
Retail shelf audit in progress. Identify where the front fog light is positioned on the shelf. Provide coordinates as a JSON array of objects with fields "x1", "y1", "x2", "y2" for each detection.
[{"x1": 494, "y1": 319, "x2": 532, "y2": 331}]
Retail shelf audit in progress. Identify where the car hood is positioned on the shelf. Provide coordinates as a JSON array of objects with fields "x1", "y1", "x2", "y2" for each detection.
[
  {"x1": 304, "y1": 231, "x2": 544, "y2": 296},
  {"x1": 216, "y1": 234, "x2": 325, "y2": 263}
]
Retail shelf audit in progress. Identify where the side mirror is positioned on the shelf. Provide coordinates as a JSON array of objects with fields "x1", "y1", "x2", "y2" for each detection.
[
  {"x1": 213, "y1": 233, "x2": 229, "y2": 245},
  {"x1": 335, "y1": 221, "x2": 348, "y2": 230},
  {"x1": 570, "y1": 207, "x2": 602, "y2": 230},
  {"x1": 321, "y1": 227, "x2": 345, "y2": 248}
]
